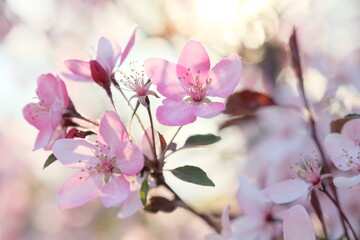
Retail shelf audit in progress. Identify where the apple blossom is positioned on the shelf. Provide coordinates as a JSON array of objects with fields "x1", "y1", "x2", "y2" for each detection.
[
  {"x1": 63, "y1": 29, "x2": 136, "y2": 94},
  {"x1": 324, "y1": 118, "x2": 360, "y2": 188},
  {"x1": 52, "y1": 111, "x2": 144, "y2": 209},
  {"x1": 261, "y1": 155, "x2": 330, "y2": 204},
  {"x1": 23, "y1": 74, "x2": 70, "y2": 150},
  {"x1": 144, "y1": 40, "x2": 242, "y2": 126}
]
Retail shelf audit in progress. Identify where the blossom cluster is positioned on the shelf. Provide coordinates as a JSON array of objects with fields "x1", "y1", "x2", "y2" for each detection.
[{"x1": 23, "y1": 28, "x2": 360, "y2": 240}]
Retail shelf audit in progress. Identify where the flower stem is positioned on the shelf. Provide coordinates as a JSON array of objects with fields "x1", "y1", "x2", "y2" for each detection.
[
  {"x1": 320, "y1": 185, "x2": 359, "y2": 240},
  {"x1": 289, "y1": 29, "x2": 350, "y2": 239},
  {"x1": 146, "y1": 103, "x2": 157, "y2": 162}
]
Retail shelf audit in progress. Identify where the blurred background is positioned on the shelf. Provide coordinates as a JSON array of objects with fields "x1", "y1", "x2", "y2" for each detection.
[{"x1": 1, "y1": 0, "x2": 360, "y2": 239}]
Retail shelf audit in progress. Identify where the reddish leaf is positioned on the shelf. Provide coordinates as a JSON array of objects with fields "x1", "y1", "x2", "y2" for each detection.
[
  {"x1": 224, "y1": 90, "x2": 275, "y2": 116},
  {"x1": 219, "y1": 115, "x2": 256, "y2": 130},
  {"x1": 143, "y1": 196, "x2": 176, "y2": 213},
  {"x1": 90, "y1": 60, "x2": 109, "y2": 89},
  {"x1": 158, "y1": 132, "x2": 167, "y2": 152},
  {"x1": 330, "y1": 114, "x2": 360, "y2": 133}
]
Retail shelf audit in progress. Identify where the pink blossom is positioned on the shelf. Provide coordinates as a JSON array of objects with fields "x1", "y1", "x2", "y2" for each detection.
[
  {"x1": 116, "y1": 62, "x2": 158, "y2": 107},
  {"x1": 208, "y1": 177, "x2": 284, "y2": 240},
  {"x1": 63, "y1": 29, "x2": 136, "y2": 88},
  {"x1": 261, "y1": 156, "x2": 330, "y2": 204},
  {"x1": 52, "y1": 111, "x2": 144, "y2": 209},
  {"x1": 23, "y1": 74, "x2": 70, "y2": 150},
  {"x1": 324, "y1": 118, "x2": 360, "y2": 188},
  {"x1": 283, "y1": 205, "x2": 316, "y2": 240},
  {"x1": 144, "y1": 40, "x2": 242, "y2": 126}
]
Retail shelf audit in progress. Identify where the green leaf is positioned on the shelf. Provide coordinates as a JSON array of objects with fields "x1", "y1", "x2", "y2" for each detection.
[
  {"x1": 183, "y1": 134, "x2": 221, "y2": 148},
  {"x1": 170, "y1": 165, "x2": 215, "y2": 187},
  {"x1": 140, "y1": 180, "x2": 149, "y2": 205},
  {"x1": 43, "y1": 153, "x2": 57, "y2": 169},
  {"x1": 345, "y1": 113, "x2": 360, "y2": 118}
]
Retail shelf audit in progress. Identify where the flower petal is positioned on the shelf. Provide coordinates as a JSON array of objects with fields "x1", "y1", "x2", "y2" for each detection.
[
  {"x1": 283, "y1": 205, "x2": 315, "y2": 240},
  {"x1": 100, "y1": 175, "x2": 130, "y2": 207},
  {"x1": 23, "y1": 103, "x2": 51, "y2": 130},
  {"x1": 341, "y1": 118, "x2": 360, "y2": 143},
  {"x1": 98, "y1": 111, "x2": 129, "y2": 152},
  {"x1": 177, "y1": 40, "x2": 210, "y2": 82},
  {"x1": 96, "y1": 36, "x2": 120, "y2": 72},
  {"x1": 236, "y1": 177, "x2": 267, "y2": 217},
  {"x1": 261, "y1": 179, "x2": 309, "y2": 204},
  {"x1": 194, "y1": 102, "x2": 225, "y2": 118},
  {"x1": 207, "y1": 54, "x2": 242, "y2": 98},
  {"x1": 34, "y1": 127, "x2": 54, "y2": 150},
  {"x1": 56, "y1": 172, "x2": 102, "y2": 209},
  {"x1": 221, "y1": 205, "x2": 232, "y2": 237},
  {"x1": 231, "y1": 215, "x2": 264, "y2": 238},
  {"x1": 52, "y1": 139, "x2": 99, "y2": 168},
  {"x1": 117, "y1": 190, "x2": 142, "y2": 219},
  {"x1": 333, "y1": 175, "x2": 360, "y2": 188},
  {"x1": 156, "y1": 99, "x2": 196, "y2": 126},
  {"x1": 37, "y1": 74, "x2": 69, "y2": 107},
  {"x1": 116, "y1": 142, "x2": 144, "y2": 176},
  {"x1": 63, "y1": 60, "x2": 92, "y2": 82},
  {"x1": 324, "y1": 133, "x2": 359, "y2": 171},
  {"x1": 119, "y1": 27, "x2": 136, "y2": 65},
  {"x1": 144, "y1": 58, "x2": 186, "y2": 101}
]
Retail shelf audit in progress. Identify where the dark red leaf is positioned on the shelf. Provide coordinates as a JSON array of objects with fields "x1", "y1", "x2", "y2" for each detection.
[
  {"x1": 219, "y1": 115, "x2": 256, "y2": 130},
  {"x1": 224, "y1": 90, "x2": 275, "y2": 116},
  {"x1": 289, "y1": 29, "x2": 303, "y2": 79},
  {"x1": 143, "y1": 196, "x2": 176, "y2": 213}
]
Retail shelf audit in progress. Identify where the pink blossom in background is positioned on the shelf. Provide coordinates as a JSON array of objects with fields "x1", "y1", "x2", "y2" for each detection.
[
  {"x1": 63, "y1": 28, "x2": 136, "y2": 86},
  {"x1": 283, "y1": 205, "x2": 315, "y2": 240},
  {"x1": 23, "y1": 74, "x2": 70, "y2": 150},
  {"x1": 261, "y1": 155, "x2": 330, "y2": 204},
  {"x1": 208, "y1": 177, "x2": 284, "y2": 240},
  {"x1": 324, "y1": 118, "x2": 360, "y2": 188},
  {"x1": 52, "y1": 111, "x2": 144, "y2": 209},
  {"x1": 144, "y1": 40, "x2": 242, "y2": 126}
]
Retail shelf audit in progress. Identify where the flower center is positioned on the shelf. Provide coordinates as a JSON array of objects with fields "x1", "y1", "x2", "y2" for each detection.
[
  {"x1": 117, "y1": 62, "x2": 150, "y2": 96},
  {"x1": 292, "y1": 155, "x2": 322, "y2": 186},
  {"x1": 180, "y1": 68, "x2": 212, "y2": 103},
  {"x1": 340, "y1": 147, "x2": 360, "y2": 172}
]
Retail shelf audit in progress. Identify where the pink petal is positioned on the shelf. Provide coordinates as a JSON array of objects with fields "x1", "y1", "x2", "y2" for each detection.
[
  {"x1": 324, "y1": 133, "x2": 359, "y2": 171},
  {"x1": 52, "y1": 139, "x2": 99, "y2": 168},
  {"x1": 221, "y1": 205, "x2": 232, "y2": 237},
  {"x1": 119, "y1": 27, "x2": 137, "y2": 65},
  {"x1": 236, "y1": 177, "x2": 267, "y2": 217},
  {"x1": 117, "y1": 190, "x2": 142, "y2": 219},
  {"x1": 341, "y1": 119, "x2": 360, "y2": 143},
  {"x1": 177, "y1": 40, "x2": 210, "y2": 82},
  {"x1": 116, "y1": 142, "x2": 144, "y2": 176},
  {"x1": 207, "y1": 54, "x2": 242, "y2": 98},
  {"x1": 156, "y1": 99, "x2": 196, "y2": 126},
  {"x1": 57, "y1": 172, "x2": 103, "y2": 209},
  {"x1": 333, "y1": 175, "x2": 360, "y2": 188},
  {"x1": 50, "y1": 101, "x2": 63, "y2": 129},
  {"x1": 63, "y1": 60, "x2": 92, "y2": 82},
  {"x1": 98, "y1": 111, "x2": 129, "y2": 152},
  {"x1": 231, "y1": 215, "x2": 264, "y2": 238},
  {"x1": 261, "y1": 179, "x2": 309, "y2": 204},
  {"x1": 144, "y1": 58, "x2": 186, "y2": 101},
  {"x1": 100, "y1": 175, "x2": 130, "y2": 207},
  {"x1": 23, "y1": 103, "x2": 51, "y2": 130},
  {"x1": 283, "y1": 205, "x2": 315, "y2": 240},
  {"x1": 37, "y1": 74, "x2": 69, "y2": 105},
  {"x1": 34, "y1": 127, "x2": 54, "y2": 150},
  {"x1": 96, "y1": 36, "x2": 120, "y2": 72},
  {"x1": 194, "y1": 102, "x2": 225, "y2": 118}
]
